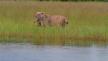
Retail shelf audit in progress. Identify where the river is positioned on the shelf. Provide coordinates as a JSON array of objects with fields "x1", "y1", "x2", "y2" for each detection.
[{"x1": 0, "y1": 43, "x2": 108, "y2": 61}]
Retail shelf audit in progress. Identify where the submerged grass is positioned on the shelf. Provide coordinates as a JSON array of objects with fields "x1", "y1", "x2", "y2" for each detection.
[{"x1": 0, "y1": 1, "x2": 107, "y2": 46}]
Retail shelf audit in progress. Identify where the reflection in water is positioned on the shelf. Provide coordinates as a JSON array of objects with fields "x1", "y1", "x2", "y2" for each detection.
[{"x1": 0, "y1": 44, "x2": 108, "y2": 61}]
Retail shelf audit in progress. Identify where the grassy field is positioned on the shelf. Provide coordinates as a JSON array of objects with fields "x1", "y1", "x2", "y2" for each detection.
[{"x1": 0, "y1": 1, "x2": 107, "y2": 46}]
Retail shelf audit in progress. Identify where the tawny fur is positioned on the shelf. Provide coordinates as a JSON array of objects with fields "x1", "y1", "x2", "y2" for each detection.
[{"x1": 34, "y1": 12, "x2": 68, "y2": 27}]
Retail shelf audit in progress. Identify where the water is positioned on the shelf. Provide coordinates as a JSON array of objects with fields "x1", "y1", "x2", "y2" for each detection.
[{"x1": 0, "y1": 43, "x2": 108, "y2": 61}]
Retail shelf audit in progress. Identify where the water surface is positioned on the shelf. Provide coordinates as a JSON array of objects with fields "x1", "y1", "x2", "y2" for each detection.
[{"x1": 0, "y1": 43, "x2": 108, "y2": 61}]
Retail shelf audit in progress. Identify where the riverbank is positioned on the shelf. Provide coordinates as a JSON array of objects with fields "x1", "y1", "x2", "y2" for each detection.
[{"x1": 0, "y1": 1, "x2": 107, "y2": 46}]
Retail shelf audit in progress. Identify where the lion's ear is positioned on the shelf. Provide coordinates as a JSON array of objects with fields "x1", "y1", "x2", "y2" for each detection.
[
  {"x1": 40, "y1": 12, "x2": 45, "y2": 15},
  {"x1": 45, "y1": 14, "x2": 49, "y2": 18},
  {"x1": 45, "y1": 14, "x2": 48, "y2": 18}
]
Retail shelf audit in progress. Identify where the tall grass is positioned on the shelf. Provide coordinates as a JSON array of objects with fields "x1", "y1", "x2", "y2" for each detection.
[{"x1": 0, "y1": 1, "x2": 107, "y2": 46}]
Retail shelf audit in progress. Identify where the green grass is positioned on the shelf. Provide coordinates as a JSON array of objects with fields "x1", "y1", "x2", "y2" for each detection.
[{"x1": 0, "y1": 1, "x2": 107, "y2": 46}]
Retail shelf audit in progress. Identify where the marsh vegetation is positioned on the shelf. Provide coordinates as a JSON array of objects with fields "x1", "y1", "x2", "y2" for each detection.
[{"x1": 0, "y1": 1, "x2": 107, "y2": 46}]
